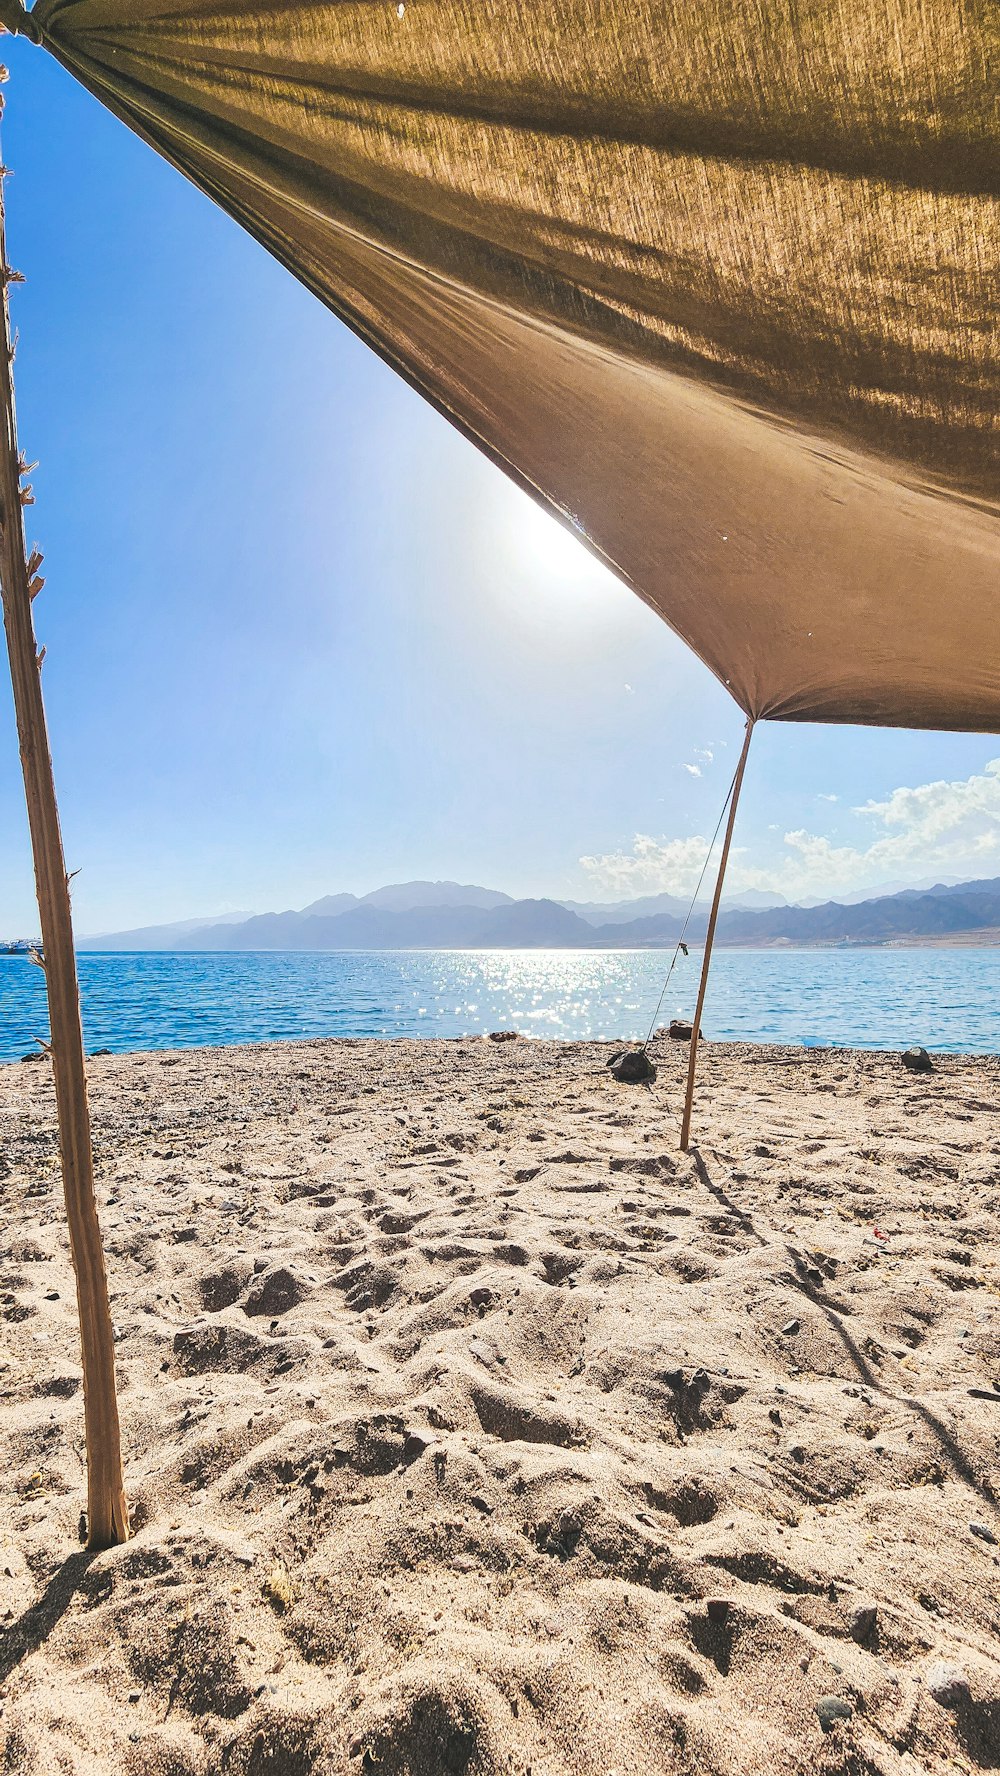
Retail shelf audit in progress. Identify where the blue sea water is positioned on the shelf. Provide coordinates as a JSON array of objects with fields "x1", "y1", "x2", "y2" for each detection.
[{"x1": 0, "y1": 947, "x2": 997, "y2": 1062}]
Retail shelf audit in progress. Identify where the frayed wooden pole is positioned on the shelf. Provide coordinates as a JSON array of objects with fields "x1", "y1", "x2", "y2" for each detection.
[
  {"x1": 679, "y1": 717, "x2": 754, "y2": 1153},
  {"x1": 0, "y1": 148, "x2": 128, "y2": 1545}
]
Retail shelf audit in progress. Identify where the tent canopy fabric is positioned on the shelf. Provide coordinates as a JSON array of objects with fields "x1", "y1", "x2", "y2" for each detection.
[{"x1": 16, "y1": 0, "x2": 1000, "y2": 730}]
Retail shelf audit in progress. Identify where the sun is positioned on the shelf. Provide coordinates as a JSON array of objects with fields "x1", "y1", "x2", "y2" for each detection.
[
  {"x1": 517, "y1": 494, "x2": 598, "y2": 581},
  {"x1": 490, "y1": 483, "x2": 632, "y2": 640}
]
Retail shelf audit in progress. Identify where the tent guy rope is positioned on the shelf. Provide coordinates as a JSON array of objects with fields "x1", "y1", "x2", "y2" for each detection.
[
  {"x1": 641, "y1": 746, "x2": 746, "y2": 1051},
  {"x1": 680, "y1": 717, "x2": 754, "y2": 1153},
  {"x1": 0, "y1": 97, "x2": 128, "y2": 1546}
]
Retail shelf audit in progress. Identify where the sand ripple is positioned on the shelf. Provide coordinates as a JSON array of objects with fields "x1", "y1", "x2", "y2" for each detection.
[{"x1": 0, "y1": 1037, "x2": 998, "y2": 1773}]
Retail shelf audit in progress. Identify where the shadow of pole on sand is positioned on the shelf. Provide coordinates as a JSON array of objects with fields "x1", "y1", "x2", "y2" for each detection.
[
  {"x1": 690, "y1": 1146, "x2": 998, "y2": 1508},
  {"x1": 0, "y1": 1550, "x2": 97, "y2": 1686}
]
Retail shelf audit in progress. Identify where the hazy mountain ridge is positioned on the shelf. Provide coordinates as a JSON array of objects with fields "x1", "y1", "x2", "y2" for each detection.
[
  {"x1": 72, "y1": 876, "x2": 1000, "y2": 950},
  {"x1": 160, "y1": 899, "x2": 590, "y2": 953},
  {"x1": 78, "y1": 882, "x2": 514, "y2": 950},
  {"x1": 559, "y1": 887, "x2": 788, "y2": 924}
]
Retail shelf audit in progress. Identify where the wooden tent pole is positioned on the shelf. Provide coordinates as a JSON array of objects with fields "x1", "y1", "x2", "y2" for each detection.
[
  {"x1": 0, "y1": 167, "x2": 128, "y2": 1545},
  {"x1": 680, "y1": 717, "x2": 754, "y2": 1152}
]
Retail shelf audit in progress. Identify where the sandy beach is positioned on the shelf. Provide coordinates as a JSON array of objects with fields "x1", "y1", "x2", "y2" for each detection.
[{"x1": 1, "y1": 1034, "x2": 998, "y2": 1774}]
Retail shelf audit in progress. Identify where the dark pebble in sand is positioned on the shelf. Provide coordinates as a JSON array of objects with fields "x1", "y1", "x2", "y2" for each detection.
[
  {"x1": 706, "y1": 1599, "x2": 730, "y2": 1624},
  {"x1": 969, "y1": 1521, "x2": 997, "y2": 1544},
  {"x1": 849, "y1": 1605, "x2": 878, "y2": 1642},
  {"x1": 901, "y1": 1046, "x2": 933, "y2": 1072},
  {"x1": 781, "y1": 1319, "x2": 800, "y2": 1337},
  {"x1": 816, "y1": 1697, "x2": 853, "y2": 1732},
  {"x1": 610, "y1": 1050, "x2": 656, "y2": 1083}
]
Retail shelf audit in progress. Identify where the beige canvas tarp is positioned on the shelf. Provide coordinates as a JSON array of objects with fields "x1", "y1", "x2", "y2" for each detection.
[{"x1": 15, "y1": 0, "x2": 1000, "y2": 730}]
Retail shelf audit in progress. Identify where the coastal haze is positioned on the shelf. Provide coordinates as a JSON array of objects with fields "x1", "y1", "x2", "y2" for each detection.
[{"x1": 73, "y1": 874, "x2": 1000, "y2": 951}]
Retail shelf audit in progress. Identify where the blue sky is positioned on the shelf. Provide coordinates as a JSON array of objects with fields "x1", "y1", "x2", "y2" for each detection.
[{"x1": 0, "y1": 40, "x2": 998, "y2": 936}]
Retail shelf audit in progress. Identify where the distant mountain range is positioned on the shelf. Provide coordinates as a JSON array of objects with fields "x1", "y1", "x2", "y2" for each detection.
[{"x1": 73, "y1": 876, "x2": 1000, "y2": 951}]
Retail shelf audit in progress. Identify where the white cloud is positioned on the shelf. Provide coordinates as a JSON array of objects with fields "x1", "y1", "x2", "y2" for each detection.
[
  {"x1": 693, "y1": 747, "x2": 714, "y2": 763},
  {"x1": 580, "y1": 759, "x2": 1000, "y2": 899},
  {"x1": 818, "y1": 792, "x2": 838, "y2": 802},
  {"x1": 683, "y1": 763, "x2": 702, "y2": 778},
  {"x1": 579, "y1": 833, "x2": 719, "y2": 898}
]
